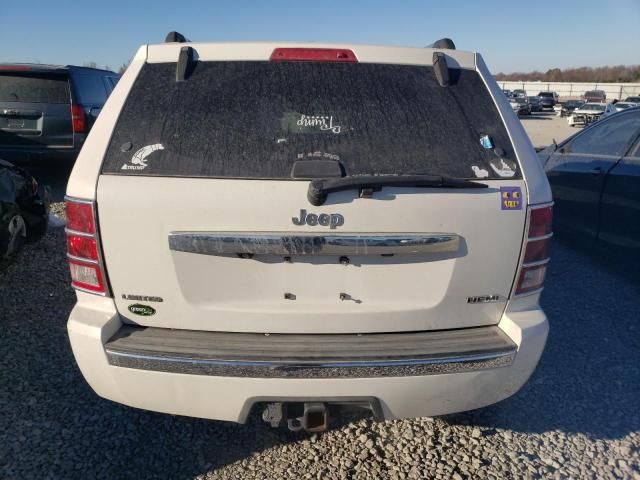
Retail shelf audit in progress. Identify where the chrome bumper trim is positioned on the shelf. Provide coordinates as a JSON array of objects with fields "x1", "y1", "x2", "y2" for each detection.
[
  {"x1": 104, "y1": 326, "x2": 516, "y2": 378},
  {"x1": 168, "y1": 232, "x2": 460, "y2": 256},
  {"x1": 106, "y1": 350, "x2": 515, "y2": 378}
]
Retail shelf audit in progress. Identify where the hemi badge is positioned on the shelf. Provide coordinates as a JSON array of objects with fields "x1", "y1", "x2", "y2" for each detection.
[{"x1": 467, "y1": 295, "x2": 501, "y2": 304}]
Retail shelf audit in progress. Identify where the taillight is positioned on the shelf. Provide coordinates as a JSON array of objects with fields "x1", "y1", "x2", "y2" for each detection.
[
  {"x1": 515, "y1": 204, "x2": 552, "y2": 295},
  {"x1": 65, "y1": 198, "x2": 108, "y2": 295},
  {"x1": 270, "y1": 48, "x2": 358, "y2": 63},
  {"x1": 71, "y1": 104, "x2": 86, "y2": 133}
]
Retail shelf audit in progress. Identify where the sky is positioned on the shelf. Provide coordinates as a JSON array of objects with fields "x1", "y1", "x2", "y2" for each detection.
[{"x1": 3, "y1": 0, "x2": 639, "y2": 74}]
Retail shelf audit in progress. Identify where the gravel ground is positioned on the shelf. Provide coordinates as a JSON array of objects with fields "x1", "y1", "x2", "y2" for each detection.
[{"x1": 1, "y1": 202, "x2": 639, "y2": 479}]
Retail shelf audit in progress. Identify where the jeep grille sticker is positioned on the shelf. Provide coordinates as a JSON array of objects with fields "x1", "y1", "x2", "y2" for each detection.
[{"x1": 121, "y1": 143, "x2": 164, "y2": 170}]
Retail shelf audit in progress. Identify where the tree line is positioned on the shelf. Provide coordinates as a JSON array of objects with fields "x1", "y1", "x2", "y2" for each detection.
[{"x1": 495, "y1": 65, "x2": 640, "y2": 83}]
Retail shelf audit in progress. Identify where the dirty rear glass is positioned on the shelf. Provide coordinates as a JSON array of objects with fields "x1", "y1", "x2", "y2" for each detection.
[
  {"x1": 0, "y1": 74, "x2": 70, "y2": 104},
  {"x1": 102, "y1": 61, "x2": 519, "y2": 180}
]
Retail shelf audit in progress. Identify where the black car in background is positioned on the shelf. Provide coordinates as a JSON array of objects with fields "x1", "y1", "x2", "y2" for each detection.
[
  {"x1": 538, "y1": 108, "x2": 640, "y2": 261},
  {"x1": 528, "y1": 96, "x2": 543, "y2": 112},
  {"x1": 0, "y1": 159, "x2": 49, "y2": 266},
  {"x1": 513, "y1": 96, "x2": 532, "y2": 115},
  {"x1": 560, "y1": 100, "x2": 585, "y2": 117},
  {"x1": 0, "y1": 64, "x2": 118, "y2": 165}
]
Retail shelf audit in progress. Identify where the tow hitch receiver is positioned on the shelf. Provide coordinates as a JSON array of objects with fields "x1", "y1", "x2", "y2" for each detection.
[{"x1": 262, "y1": 402, "x2": 329, "y2": 432}]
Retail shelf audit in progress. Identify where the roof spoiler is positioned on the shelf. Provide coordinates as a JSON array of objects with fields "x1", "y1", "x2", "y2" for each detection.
[
  {"x1": 427, "y1": 38, "x2": 456, "y2": 50},
  {"x1": 165, "y1": 31, "x2": 190, "y2": 43}
]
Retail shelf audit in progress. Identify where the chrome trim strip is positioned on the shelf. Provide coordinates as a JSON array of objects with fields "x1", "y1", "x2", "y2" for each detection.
[
  {"x1": 529, "y1": 201, "x2": 554, "y2": 209},
  {"x1": 63, "y1": 195, "x2": 94, "y2": 205},
  {"x1": 105, "y1": 349, "x2": 516, "y2": 378},
  {"x1": 65, "y1": 228, "x2": 94, "y2": 238},
  {"x1": 514, "y1": 286, "x2": 544, "y2": 298},
  {"x1": 168, "y1": 232, "x2": 460, "y2": 256},
  {"x1": 527, "y1": 233, "x2": 553, "y2": 242},
  {"x1": 522, "y1": 258, "x2": 550, "y2": 268},
  {"x1": 67, "y1": 253, "x2": 99, "y2": 265},
  {"x1": 72, "y1": 284, "x2": 108, "y2": 297}
]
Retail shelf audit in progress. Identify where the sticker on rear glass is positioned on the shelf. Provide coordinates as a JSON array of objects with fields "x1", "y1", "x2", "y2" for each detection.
[
  {"x1": 500, "y1": 186, "x2": 522, "y2": 210},
  {"x1": 471, "y1": 165, "x2": 489, "y2": 178},
  {"x1": 489, "y1": 158, "x2": 517, "y2": 178},
  {"x1": 121, "y1": 143, "x2": 164, "y2": 170},
  {"x1": 296, "y1": 114, "x2": 342, "y2": 134}
]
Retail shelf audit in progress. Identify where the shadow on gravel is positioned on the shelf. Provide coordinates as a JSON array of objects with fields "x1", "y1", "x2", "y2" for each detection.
[
  {"x1": 446, "y1": 240, "x2": 640, "y2": 439},
  {"x1": 1, "y1": 230, "x2": 638, "y2": 479}
]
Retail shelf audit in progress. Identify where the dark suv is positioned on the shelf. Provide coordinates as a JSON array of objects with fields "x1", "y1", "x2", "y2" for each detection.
[
  {"x1": 537, "y1": 91, "x2": 557, "y2": 109},
  {"x1": 0, "y1": 64, "x2": 118, "y2": 165}
]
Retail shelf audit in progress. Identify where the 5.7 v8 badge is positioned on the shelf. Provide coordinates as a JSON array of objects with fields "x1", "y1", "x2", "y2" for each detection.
[{"x1": 292, "y1": 209, "x2": 344, "y2": 229}]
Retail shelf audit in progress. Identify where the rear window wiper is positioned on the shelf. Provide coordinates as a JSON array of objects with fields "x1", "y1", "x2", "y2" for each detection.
[{"x1": 307, "y1": 174, "x2": 488, "y2": 206}]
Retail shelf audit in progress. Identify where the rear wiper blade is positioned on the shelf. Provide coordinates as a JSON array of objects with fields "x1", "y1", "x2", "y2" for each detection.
[{"x1": 307, "y1": 174, "x2": 488, "y2": 206}]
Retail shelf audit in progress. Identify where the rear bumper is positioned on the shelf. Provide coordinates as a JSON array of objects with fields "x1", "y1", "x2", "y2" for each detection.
[
  {"x1": 104, "y1": 325, "x2": 516, "y2": 378},
  {"x1": 0, "y1": 145, "x2": 80, "y2": 164},
  {"x1": 68, "y1": 296, "x2": 548, "y2": 422}
]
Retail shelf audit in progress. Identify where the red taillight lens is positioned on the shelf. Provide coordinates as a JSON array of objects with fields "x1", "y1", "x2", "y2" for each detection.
[
  {"x1": 67, "y1": 234, "x2": 98, "y2": 260},
  {"x1": 523, "y1": 238, "x2": 550, "y2": 263},
  {"x1": 71, "y1": 104, "x2": 86, "y2": 133},
  {"x1": 516, "y1": 264, "x2": 548, "y2": 294},
  {"x1": 65, "y1": 198, "x2": 108, "y2": 295},
  {"x1": 528, "y1": 206, "x2": 552, "y2": 238},
  {"x1": 270, "y1": 48, "x2": 358, "y2": 63},
  {"x1": 515, "y1": 204, "x2": 553, "y2": 295},
  {"x1": 65, "y1": 200, "x2": 95, "y2": 234}
]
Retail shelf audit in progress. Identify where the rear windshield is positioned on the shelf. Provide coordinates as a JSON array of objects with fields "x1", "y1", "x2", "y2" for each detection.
[
  {"x1": 538, "y1": 92, "x2": 553, "y2": 97},
  {"x1": 102, "y1": 61, "x2": 519, "y2": 180},
  {"x1": 0, "y1": 73, "x2": 70, "y2": 104}
]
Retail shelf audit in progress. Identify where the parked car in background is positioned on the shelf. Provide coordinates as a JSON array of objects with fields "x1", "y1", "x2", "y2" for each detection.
[
  {"x1": 537, "y1": 91, "x2": 558, "y2": 109},
  {"x1": 560, "y1": 100, "x2": 585, "y2": 117},
  {"x1": 614, "y1": 102, "x2": 638, "y2": 112},
  {"x1": 528, "y1": 96, "x2": 543, "y2": 112},
  {"x1": 0, "y1": 159, "x2": 49, "y2": 266},
  {"x1": 510, "y1": 96, "x2": 531, "y2": 116},
  {"x1": 568, "y1": 102, "x2": 607, "y2": 126},
  {"x1": 0, "y1": 64, "x2": 119, "y2": 165},
  {"x1": 64, "y1": 36, "x2": 552, "y2": 431},
  {"x1": 583, "y1": 90, "x2": 606, "y2": 103},
  {"x1": 625, "y1": 96, "x2": 640, "y2": 103},
  {"x1": 538, "y1": 107, "x2": 640, "y2": 261},
  {"x1": 502, "y1": 89, "x2": 512, "y2": 98},
  {"x1": 512, "y1": 89, "x2": 526, "y2": 98}
]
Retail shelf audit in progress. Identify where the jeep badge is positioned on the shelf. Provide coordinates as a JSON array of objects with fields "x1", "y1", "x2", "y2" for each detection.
[{"x1": 292, "y1": 209, "x2": 344, "y2": 229}]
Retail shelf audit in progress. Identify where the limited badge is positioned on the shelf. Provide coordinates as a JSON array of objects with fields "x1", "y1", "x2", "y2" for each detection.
[
  {"x1": 128, "y1": 304, "x2": 156, "y2": 316},
  {"x1": 500, "y1": 186, "x2": 522, "y2": 210}
]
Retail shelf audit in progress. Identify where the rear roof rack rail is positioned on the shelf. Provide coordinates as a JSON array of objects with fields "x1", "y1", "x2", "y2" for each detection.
[
  {"x1": 427, "y1": 38, "x2": 456, "y2": 50},
  {"x1": 165, "y1": 31, "x2": 190, "y2": 43}
]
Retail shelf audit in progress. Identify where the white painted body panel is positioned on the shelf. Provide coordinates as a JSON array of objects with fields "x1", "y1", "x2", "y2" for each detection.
[{"x1": 97, "y1": 175, "x2": 526, "y2": 333}]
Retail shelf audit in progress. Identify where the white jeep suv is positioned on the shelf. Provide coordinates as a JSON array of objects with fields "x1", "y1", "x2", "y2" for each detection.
[{"x1": 65, "y1": 34, "x2": 552, "y2": 431}]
